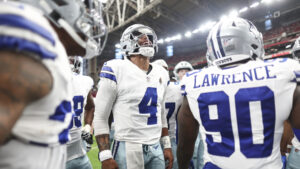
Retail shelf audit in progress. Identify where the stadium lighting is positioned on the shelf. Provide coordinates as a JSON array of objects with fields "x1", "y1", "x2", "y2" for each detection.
[
  {"x1": 239, "y1": 7, "x2": 248, "y2": 13},
  {"x1": 192, "y1": 28, "x2": 200, "y2": 34},
  {"x1": 200, "y1": 21, "x2": 217, "y2": 32},
  {"x1": 157, "y1": 39, "x2": 164, "y2": 44},
  {"x1": 165, "y1": 37, "x2": 171, "y2": 42},
  {"x1": 176, "y1": 34, "x2": 182, "y2": 40},
  {"x1": 185, "y1": 31, "x2": 192, "y2": 38},
  {"x1": 229, "y1": 10, "x2": 239, "y2": 18},
  {"x1": 261, "y1": 0, "x2": 272, "y2": 4},
  {"x1": 115, "y1": 43, "x2": 121, "y2": 48},
  {"x1": 250, "y1": 2, "x2": 260, "y2": 8}
]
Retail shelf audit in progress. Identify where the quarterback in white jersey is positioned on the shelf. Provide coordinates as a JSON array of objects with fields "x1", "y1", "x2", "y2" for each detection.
[
  {"x1": 66, "y1": 56, "x2": 95, "y2": 169},
  {"x1": 177, "y1": 17, "x2": 300, "y2": 169},
  {"x1": 94, "y1": 24, "x2": 173, "y2": 169},
  {"x1": 0, "y1": 1, "x2": 106, "y2": 169}
]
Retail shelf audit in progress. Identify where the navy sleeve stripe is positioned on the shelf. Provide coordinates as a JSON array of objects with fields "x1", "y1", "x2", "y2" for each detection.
[
  {"x1": 294, "y1": 71, "x2": 300, "y2": 78},
  {"x1": 101, "y1": 66, "x2": 114, "y2": 73},
  {"x1": 181, "y1": 85, "x2": 187, "y2": 96},
  {"x1": 293, "y1": 128, "x2": 300, "y2": 141},
  {"x1": 0, "y1": 36, "x2": 57, "y2": 59},
  {"x1": 0, "y1": 14, "x2": 55, "y2": 45},
  {"x1": 100, "y1": 72, "x2": 117, "y2": 83}
]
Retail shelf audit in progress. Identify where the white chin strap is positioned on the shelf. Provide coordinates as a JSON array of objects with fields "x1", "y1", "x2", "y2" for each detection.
[{"x1": 129, "y1": 47, "x2": 155, "y2": 58}]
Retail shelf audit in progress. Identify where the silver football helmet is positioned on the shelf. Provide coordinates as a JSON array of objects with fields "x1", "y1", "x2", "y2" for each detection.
[
  {"x1": 120, "y1": 24, "x2": 158, "y2": 58},
  {"x1": 206, "y1": 17, "x2": 264, "y2": 66},
  {"x1": 292, "y1": 36, "x2": 300, "y2": 61},
  {"x1": 173, "y1": 61, "x2": 193, "y2": 80},
  {"x1": 15, "y1": 0, "x2": 107, "y2": 59}
]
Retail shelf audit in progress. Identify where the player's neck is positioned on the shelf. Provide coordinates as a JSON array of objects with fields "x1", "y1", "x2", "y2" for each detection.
[{"x1": 129, "y1": 55, "x2": 150, "y2": 71}]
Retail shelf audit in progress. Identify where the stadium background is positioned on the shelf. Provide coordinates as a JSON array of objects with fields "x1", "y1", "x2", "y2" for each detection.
[{"x1": 84, "y1": 0, "x2": 300, "y2": 168}]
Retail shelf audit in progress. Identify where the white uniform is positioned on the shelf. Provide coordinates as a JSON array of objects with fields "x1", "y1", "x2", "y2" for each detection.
[
  {"x1": 67, "y1": 73, "x2": 93, "y2": 161},
  {"x1": 164, "y1": 81, "x2": 183, "y2": 139},
  {"x1": 181, "y1": 58, "x2": 300, "y2": 169},
  {"x1": 94, "y1": 59, "x2": 169, "y2": 144},
  {"x1": 0, "y1": 2, "x2": 72, "y2": 169}
]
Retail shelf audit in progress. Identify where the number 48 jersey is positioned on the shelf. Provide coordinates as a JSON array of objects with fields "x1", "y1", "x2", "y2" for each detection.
[
  {"x1": 0, "y1": 2, "x2": 73, "y2": 146},
  {"x1": 68, "y1": 73, "x2": 94, "y2": 144},
  {"x1": 181, "y1": 58, "x2": 300, "y2": 169},
  {"x1": 96, "y1": 59, "x2": 169, "y2": 145}
]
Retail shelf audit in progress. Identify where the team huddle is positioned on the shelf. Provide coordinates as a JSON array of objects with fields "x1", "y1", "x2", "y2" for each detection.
[{"x1": 0, "y1": 0, "x2": 300, "y2": 169}]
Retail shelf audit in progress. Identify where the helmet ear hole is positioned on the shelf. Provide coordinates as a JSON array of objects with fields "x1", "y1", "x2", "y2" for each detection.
[{"x1": 251, "y1": 44, "x2": 258, "y2": 50}]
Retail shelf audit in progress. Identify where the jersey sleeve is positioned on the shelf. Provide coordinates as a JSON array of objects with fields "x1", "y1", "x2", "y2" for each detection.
[
  {"x1": 180, "y1": 75, "x2": 188, "y2": 96},
  {"x1": 282, "y1": 59, "x2": 300, "y2": 85},
  {"x1": 93, "y1": 66, "x2": 118, "y2": 136},
  {"x1": 99, "y1": 60, "x2": 118, "y2": 84},
  {"x1": 0, "y1": 2, "x2": 58, "y2": 60}
]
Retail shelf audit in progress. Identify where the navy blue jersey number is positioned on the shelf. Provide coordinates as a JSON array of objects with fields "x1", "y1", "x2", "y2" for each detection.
[
  {"x1": 165, "y1": 102, "x2": 176, "y2": 129},
  {"x1": 198, "y1": 86, "x2": 275, "y2": 158},
  {"x1": 72, "y1": 96, "x2": 84, "y2": 128},
  {"x1": 139, "y1": 87, "x2": 158, "y2": 125}
]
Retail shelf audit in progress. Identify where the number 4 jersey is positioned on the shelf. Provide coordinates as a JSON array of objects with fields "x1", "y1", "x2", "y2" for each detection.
[
  {"x1": 181, "y1": 58, "x2": 300, "y2": 169},
  {"x1": 95, "y1": 59, "x2": 169, "y2": 145}
]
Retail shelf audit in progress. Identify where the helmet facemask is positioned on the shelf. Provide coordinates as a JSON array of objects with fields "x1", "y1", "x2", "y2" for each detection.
[{"x1": 17, "y1": 0, "x2": 107, "y2": 59}]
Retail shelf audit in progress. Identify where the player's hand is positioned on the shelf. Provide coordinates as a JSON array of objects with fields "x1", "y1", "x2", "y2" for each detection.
[
  {"x1": 86, "y1": 142, "x2": 92, "y2": 152},
  {"x1": 82, "y1": 125, "x2": 93, "y2": 144},
  {"x1": 280, "y1": 121, "x2": 293, "y2": 155},
  {"x1": 163, "y1": 148, "x2": 173, "y2": 169},
  {"x1": 101, "y1": 158, "x2": 119, "y2": 169}
]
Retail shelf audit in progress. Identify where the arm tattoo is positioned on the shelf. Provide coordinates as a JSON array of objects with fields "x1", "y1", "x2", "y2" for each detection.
[
  {"x1": 96, "y1": 134, "x2": 110, "y2": 151},
  {"x1": 0, "y1": 51, "x2": 52, "y2": 145}
]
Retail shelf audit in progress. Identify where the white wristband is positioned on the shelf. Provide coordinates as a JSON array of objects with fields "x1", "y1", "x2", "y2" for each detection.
[
  {"x1": 98, "y1": 150, "x2": 113, "y2": 162},
  {"x1": 160, "y1": 136, "x2": 171, "y2": 149}
]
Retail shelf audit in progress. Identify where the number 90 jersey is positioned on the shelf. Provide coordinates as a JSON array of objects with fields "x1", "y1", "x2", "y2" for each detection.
[
  {"x1": 0, "y1": 2, "x2": 73, "y2": 146},
  {"x1": 98, "y1": 59, "x2": 169, "y2": 145},
  {"x1": 181, "y1": 58, "x2": 300, "y2": 169}
]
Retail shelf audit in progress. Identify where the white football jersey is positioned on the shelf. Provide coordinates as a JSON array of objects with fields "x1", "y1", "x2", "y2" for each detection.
[
  {"x1": 0, "y1": 2, "x2": 73, "y2": 146},
  {"x1": 164, "y1": 81, "x2": 183, "y2": 139},
  {"x1": 98, "y1": 59, "x2": 169, "y2": 144},
  {"x1": 181, "y1": 58, "x2": 300, "y2": 169},
  {"x1": 68, "y1": 73, "x2": 94, "y2": 144}
]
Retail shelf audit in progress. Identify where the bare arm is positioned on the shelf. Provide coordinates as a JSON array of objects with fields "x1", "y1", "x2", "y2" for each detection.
[
  {"x1": 96, "y1": 134, "x2": 110, "y2": 151},
  {"x1": 289, "y1": 85, "x2": 300, "y2": 129},
  {"x1": 0, "y1": 51, "x2": 52, "y2": 145},
  {"x1": 177, "y1": 96, "x2": 199, "y2": 169},
  {"x1": 84, "y1": 91, "x2": 95, "y2": 126}
]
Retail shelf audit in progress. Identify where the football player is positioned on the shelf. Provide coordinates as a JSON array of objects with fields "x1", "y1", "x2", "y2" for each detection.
[
  {"x1": 163, "y1": 61, "x2": 195, "y2": 169},
  {"x1": 177, "y1": 17, "x2": 300, "y2": 169},
  {"x1": 285, "y1": 36, "x2": 300, "y2": 169},
  {"x1": 94, "y1": 24, "x2": 173, "y2": 169},
  {"x1": 66, "y1": 56, "x2": 95, "y2": 169},
  {"x1": 0, "y1": 0, "x2": 105, "y2": 169},
  {"x1": 174, "y1": 61, "x2": 204, "y2": 169}
]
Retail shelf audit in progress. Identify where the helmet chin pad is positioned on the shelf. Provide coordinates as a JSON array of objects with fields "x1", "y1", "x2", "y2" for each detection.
[{"x1": 139, "y1": 47, "x2": 155, "y2": 57}]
